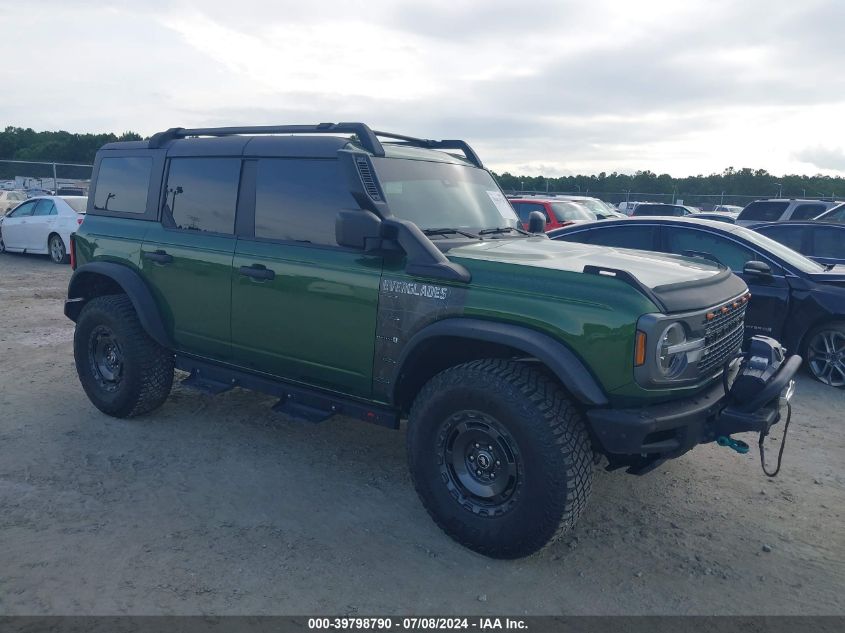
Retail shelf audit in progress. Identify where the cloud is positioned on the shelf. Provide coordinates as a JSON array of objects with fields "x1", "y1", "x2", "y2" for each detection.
[{"x1": 794, "y1": 146, "x2": 845, "y2": 173}]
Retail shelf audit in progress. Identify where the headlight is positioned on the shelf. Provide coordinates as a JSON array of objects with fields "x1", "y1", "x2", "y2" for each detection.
[{"x1": 656, "y1": 322, "x2": 688, "y2": 378}]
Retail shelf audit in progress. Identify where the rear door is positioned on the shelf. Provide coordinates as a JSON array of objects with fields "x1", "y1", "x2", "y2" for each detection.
[
  {"x1": 141, "y1": 157, "x2": 241, "y2": 361},
  {"x1": 661, "y1": 225, "x2": 790, "y2": 339},
  {"x1": 230, "y1": 157, "x2": 382, "y2": 398},
  {"x1": 29, "y1": 198, "x2": 57, "y2": 252}
]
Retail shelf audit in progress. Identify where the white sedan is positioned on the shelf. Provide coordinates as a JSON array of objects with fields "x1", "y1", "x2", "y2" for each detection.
[{"x1": 0, "y1": 196, "x2": 87, "y2": 263}]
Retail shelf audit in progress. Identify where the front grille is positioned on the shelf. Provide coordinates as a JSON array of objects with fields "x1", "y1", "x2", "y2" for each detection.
[{"x1": 698, "y1": 302, "x2": 746, "y2": 374}]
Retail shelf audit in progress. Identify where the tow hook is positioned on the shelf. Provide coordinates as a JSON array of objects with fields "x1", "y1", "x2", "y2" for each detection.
[{"x1": 717, "y1": 435, "x2": 749, "y2": 454}]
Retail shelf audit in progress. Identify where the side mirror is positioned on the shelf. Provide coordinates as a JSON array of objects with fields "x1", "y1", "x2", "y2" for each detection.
[
  {"x1": 336, "y1": 209, "x2": 385, "y2": 251},
  {"x1": 528, "y1": 211, "x2": 546, "y2": 234},
  {"x1": 743, "y1": 260, "x2": 772, "y2": 277}
]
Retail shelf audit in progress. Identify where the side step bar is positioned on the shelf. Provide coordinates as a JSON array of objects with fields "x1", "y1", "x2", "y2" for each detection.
[{"x1": 174, "y1": 354, "x2": 400, "y2": 429}]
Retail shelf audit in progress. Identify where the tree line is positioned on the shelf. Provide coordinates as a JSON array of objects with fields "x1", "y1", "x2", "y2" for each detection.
[{"x1": 1, "y1": 127, "x2": 842, "y2": 201}]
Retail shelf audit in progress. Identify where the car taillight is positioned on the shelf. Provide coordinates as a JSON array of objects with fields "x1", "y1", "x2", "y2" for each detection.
[
  {"x1": 77, "y1": 217, "x2": 84, "y2": 225},
  {"x1": 69, "y1": 233, "x2": 77, "y2": 270}
]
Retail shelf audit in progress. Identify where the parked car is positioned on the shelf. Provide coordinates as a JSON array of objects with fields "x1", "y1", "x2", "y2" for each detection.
[
  {"x1": 509, "y1": 197, "x2": 596, "y2": 230},
  {"x1": 552, "y1": 195, "x2": 626, "y2": 219},
  {"x1": 25, "y1": 188, "x2": 54, "y2": 198},
  {"x1": 56, "y1": 187, "x2": 86, "y2": 196},
  {"x1": 736, "y1": 198, "x2": 841, "y2": 227},
  {"x1": 751, "y1": 221, "x2": 845, "y2": 267},
  {"x1": 694, "y1": 212, "x2": 737, "y2": 224},
  {"x1": 63, "y1": 122, "x2": 798, "y2": 558},
  {"x1": 0, "y1": 190, "x2": 27, "y2": 213},
  {"x1": 713, "y1": 205, "x2": 743, "y2": 213},
  {"x1": 631, "y1": 203, "x2": 698, "y2": 217},
  {"x1": 812, "y1": 202, "x2": 845, "y2": 223},
  {"x1": 550, "y1": 217, "x2": 845, "y2": 386},
  {"x1": 0, "y1": 196, "x2": 86, "y2": 263}
]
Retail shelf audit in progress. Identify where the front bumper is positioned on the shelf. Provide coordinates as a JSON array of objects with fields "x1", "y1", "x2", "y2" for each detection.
[{"x1": 587, "y1": 354, "x2": 801, "y2": 464}]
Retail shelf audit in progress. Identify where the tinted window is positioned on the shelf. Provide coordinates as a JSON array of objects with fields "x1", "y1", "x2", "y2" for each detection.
[
  {"x1": 254, "y1": 159, "x2": 356, "y2": 245},
  {"x1": 162, "y1": 158, "x2": 240, "y2": 234},
  {"x1": 633, "y1": 204, "x2": 680, "y2": 217},
  {"x1": 790, "y1": 203, "x2": 826, "y2": 220},
  {"x1": 738, "y1": 201, "x2": 788, "y2": 222},
  {"x1": 812, "y1": 227, "x2": 844, "y2": 259},
  {"x1": 33, "y1": 199, "x2": 56, "y2": 216},
  {"x1": 9, "y1": 201, "x2": 36, "y2": 217},
  {"x1": 514, "y1": 202, "x2": 548, "y2": 223},
  {"x1": 664, "y1": 227, "x2": 755, "y2": 270},
  {"x1": 577, "y1": 224, "x2": 658, "y2": 249},
  {"x1": 755, "y1": 225, "x2": 804, "y2": 252},
  {"x1": 819, "y1": 204, "x2": 845, "y2": 223},
  {"x1": 94, "y1": 156, "x2": 152, "y2": 214}
]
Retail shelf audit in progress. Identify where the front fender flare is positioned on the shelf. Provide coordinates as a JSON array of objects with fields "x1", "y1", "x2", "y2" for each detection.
[
  {"x1": 65, "y1": 262, "x2": 171, "y2": 348},
  {"x1": 394, "y1": 318, "x2": 608, "y2": 406}
]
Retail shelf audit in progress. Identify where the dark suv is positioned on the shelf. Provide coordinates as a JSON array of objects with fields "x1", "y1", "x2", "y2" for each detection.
[{"x1": 65, "y1": 123, "x2": 800, "y2": 558}]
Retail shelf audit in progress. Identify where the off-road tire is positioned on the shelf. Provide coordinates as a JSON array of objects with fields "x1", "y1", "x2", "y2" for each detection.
[
  {"x1": 803, "y1": 321, "x2": 845, "y2": 388},
  {"x1": 406, "y1": 359, "x2": 593, "y2": 558},
  {"x1": 74, "y1": 294, "x2": 174, "y2": 417}
]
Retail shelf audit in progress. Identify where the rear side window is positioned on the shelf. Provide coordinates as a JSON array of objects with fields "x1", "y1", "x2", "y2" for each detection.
[
  {"x1": 94, "y1": 156, "x2": 152, "y2": 214},
  {"x1": 162, "y1": 158, "x2": 241, "y2": 234},
  {"x1": 756, "y1": 225, "x2": 804, "y2": 252},
  {"x1": 790, "y1": 203, "x2": 827, "y2": 220},
  {"x1": 738, "y1": 201, "x2": 788, "y2": 222},
  {"x1": 254, "y1": 159, "x2": 356, "y2": 245},
  {"x1": 33, "y1": 199, "x2": 56, "y2": 216},
  {"x1": 578, "y1": 224, "x2": 658, "y2": 249}
]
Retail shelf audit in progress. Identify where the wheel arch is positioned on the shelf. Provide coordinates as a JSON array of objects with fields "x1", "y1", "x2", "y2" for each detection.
[
  {"x1": 392, "y1": 318, "x2": 608, "y2": 412},
  {"x1": 65, "y1": 262, "x2": 171, "y2": 348}
]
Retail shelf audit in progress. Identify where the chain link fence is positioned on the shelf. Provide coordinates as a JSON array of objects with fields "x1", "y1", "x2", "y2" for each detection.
[{"x1": 0, "y1": 159, "x2": 93, "y2": 195}]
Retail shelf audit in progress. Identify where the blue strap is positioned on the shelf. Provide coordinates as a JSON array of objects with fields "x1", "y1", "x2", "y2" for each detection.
[{"x1": 717, "y1": 435, "x2": 750, "y2": 454}]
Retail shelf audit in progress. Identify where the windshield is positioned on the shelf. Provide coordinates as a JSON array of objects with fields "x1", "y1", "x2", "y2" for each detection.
[
  {"x1": 373, "y1": 158, "x2": 519, "y2": 232},
  {"x1": 550, "y1": 201, "x2": 595, "y2": 222},
  {"x1": 731, "y1": 225, "x2": 826, "y2": 273},
  {"x1": 62, "y1": 197, "x2": 88, "y2": 213}
]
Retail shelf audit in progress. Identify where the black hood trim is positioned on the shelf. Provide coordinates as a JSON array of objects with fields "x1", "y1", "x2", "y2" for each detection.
[{"x1": 652, "y1": 268, "x2": 748, "y2": 313}]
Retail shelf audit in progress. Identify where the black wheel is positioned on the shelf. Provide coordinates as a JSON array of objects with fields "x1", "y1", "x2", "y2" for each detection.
[
  {"x1": 407, "y1": 359, "x2": 594, "y2": 558},
  {"x1": 804, "y1": 322, "x2": 845, "y2": 387},
  {"x1": 48, "y1": 234, "x2": 68, "y2": 264},
  {"x1": 74, "y1": 295, "x2": 174, "y2": 417}
]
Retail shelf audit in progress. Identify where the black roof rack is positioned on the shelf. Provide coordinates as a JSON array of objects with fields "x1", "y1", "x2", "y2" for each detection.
[{"x1": 146, "y1": 122, "x2": 482, "y2": 167}]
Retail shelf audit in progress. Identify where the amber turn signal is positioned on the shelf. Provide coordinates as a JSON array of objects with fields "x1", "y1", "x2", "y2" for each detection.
[{"x1": 634, "y1": 331, "x2": 647, "y2": 366}]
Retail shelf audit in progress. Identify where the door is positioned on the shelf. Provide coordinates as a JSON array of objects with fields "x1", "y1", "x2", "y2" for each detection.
[
  {"x1": 230, "y1": 158, "x2": 382, "y2": 398},
  {"x1": 140, "y1": 157, "x2": 241, "y2": 361},
  {"x1": 662, "y1": 225, "x2": 791, "y2": 339},
  {"x1": 29, "y1": 198, "x2": 57, "y2": 252},
  {"x1": 1, "y1": 199, "x2": 37, "y2": 250}
]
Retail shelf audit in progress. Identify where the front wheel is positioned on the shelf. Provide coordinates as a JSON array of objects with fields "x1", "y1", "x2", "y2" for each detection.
[
  {"x1": 805, "y1": 322, "x2": 845, "y2": 387},
  {"x1": 407, "y1": 359, "x2": 594, "y2": 558},
  {"x1": 48, "y1": 234, "x2": 68, "y2": 264}
]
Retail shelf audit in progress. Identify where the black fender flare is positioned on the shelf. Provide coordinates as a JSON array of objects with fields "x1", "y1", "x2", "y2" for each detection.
[
  {"x1": 394, "y1": 318, "x2": 608, "y2": 406},
  {"x1": 65, "y1": 262, "x2": 171, "y2": 348}
]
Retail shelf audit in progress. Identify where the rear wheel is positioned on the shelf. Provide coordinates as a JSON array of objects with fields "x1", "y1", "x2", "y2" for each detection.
[
  {"x1": 407, "y1": 359, "x2": 594, "y2": 558},
  {"x1": 48, "y1": 234, "x2": 68, "y2": 264},
  {"x1": 74, "y1": 295, "x2": 174, "y2": 417},
  {"x1": 805, "y1": 322, "x2": 845, "y2": 387}
]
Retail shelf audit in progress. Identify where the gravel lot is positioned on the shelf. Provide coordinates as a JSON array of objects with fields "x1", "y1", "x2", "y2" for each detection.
[{"x1": 0, "y1": 252, "x2": 843, "y2": 616}]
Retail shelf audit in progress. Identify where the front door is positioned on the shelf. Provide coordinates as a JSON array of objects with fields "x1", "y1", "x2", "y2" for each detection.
[
  {"x1": 140, "y1": 157, "x2": 241, "y2": 361},
  {"x1": 229, "y1": 157, "x2": 382, "y2": 398}
]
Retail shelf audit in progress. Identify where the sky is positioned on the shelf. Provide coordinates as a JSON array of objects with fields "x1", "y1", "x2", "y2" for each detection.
[{"x1": 2, "y1": 0, "x2": 844, "y2": 177}]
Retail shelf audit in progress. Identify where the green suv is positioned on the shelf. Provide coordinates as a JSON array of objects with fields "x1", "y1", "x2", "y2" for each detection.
[{"x1": 65, "y1": 123, "x2": 800, "y2": 558}]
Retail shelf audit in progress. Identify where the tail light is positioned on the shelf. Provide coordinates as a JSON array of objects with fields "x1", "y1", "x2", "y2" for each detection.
[
  {"x1": 77, "y1": 217, "x2": 83, "y2": 225},
  {"x1": 69, "y1": 233, "x2": 77, "y2": 270}
]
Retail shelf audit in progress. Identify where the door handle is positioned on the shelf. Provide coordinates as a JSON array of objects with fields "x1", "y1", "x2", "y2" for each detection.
[
  {"x1": 143, "y1": 249, "x2": 173, "y2": 264},
  {"x1": 239, "y1": 264, "x2": 275, "y2": 280}
]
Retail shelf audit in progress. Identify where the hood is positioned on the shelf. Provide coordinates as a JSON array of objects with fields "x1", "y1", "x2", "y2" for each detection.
[{"x1": 447, "y1": 237, "x2": 748, "y2": 313}]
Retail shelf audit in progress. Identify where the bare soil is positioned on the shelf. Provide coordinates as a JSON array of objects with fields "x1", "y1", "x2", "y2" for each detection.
[{"x1": 0, "y1": 252, "x2": 842, "y2": 615}]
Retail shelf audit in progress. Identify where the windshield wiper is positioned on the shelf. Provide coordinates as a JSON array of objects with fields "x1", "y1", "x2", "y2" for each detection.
[
  {"x1": 478, "y1": 226, "x2": 532, "y2": 236},
  {"x1": 422, "y1": 228, "x2": 482, "y2": 239}
]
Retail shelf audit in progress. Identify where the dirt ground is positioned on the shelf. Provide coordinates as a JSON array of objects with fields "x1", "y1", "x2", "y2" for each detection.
[{"x1": 0, "y1": 252, "x2": 842, "y2": 616}]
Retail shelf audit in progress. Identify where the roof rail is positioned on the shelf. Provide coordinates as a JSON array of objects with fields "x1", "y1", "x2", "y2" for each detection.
[
  {"x1": 147, "y1": 122, "x2": 384, "y2": 156},
  {"x1": 146, "y1": 122, "x2": 483, "y2": 167}
]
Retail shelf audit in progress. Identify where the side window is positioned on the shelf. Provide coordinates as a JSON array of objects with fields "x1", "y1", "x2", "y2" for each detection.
[
  {"x1": 515, "y1": 202, "x2": 548, "y2": 223},
  {"x1": 821, "y1": 205, "x2": 845, "y2": 223},
  {"x1": 162, "y1": 158, "x2": 241, "y2": 234},
  {"x1": 94, "y1": 156, "x2": 152, "y2": 214},
  {"x1": 790, "y1": 204, "x2": 826, "y2": 220},
  {"x1": 254, "y1": 159, "x2": 357, "y2": 245},
  {"x1": 811, "y1": 227, "x2": 843, "y2": 259},
  {"x1": 665, "y1": 227, "x2": 755, "y2": 271},
  {"x1": 33, "y1": 199, "x2": 56, "y2": 216},
  {"x1": 581, "y1": 225, "x2": 658, "y2": 249},
  {"x1": 737, "y1": 201, "x2": 788, "y2": 222},
  {"x1": 9, "y1": 201, "x2": 36, "y2": 217},
  {"x1": 757, "y1": 225, "x2": 804, "y2": 252}
]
